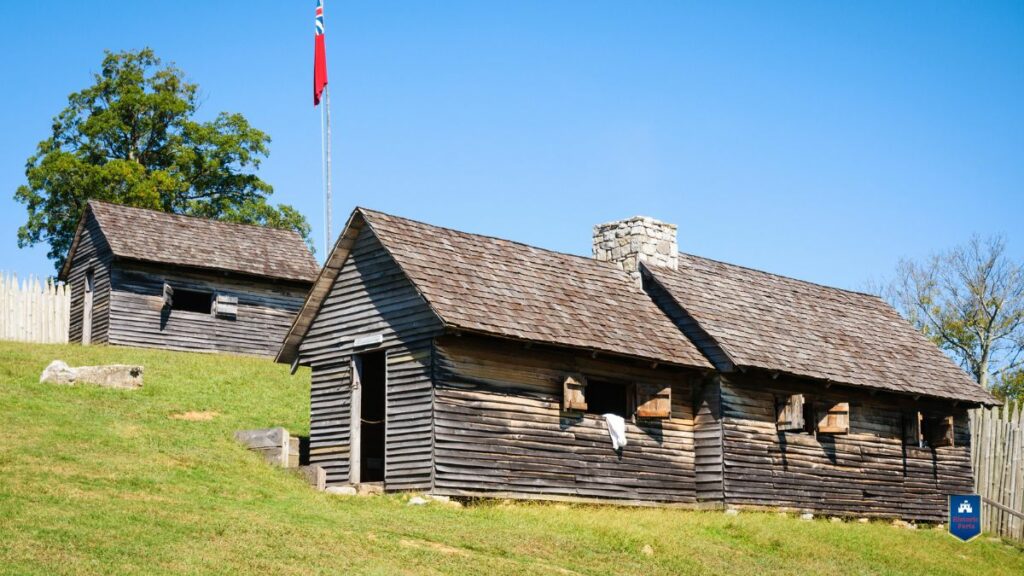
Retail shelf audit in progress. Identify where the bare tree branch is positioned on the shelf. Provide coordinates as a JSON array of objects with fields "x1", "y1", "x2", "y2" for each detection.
[{"x1": 882, "y1": 234, "x2": 1024, "y2": 394}]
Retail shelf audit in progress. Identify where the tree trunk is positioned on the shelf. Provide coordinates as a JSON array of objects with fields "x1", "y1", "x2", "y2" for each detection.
[{"x1": 978, "y1": 348, "x2": 990, "y2": 390}]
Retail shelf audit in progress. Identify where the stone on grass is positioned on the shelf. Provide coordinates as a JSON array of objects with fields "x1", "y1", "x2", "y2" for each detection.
[
  {"x1": 234, "y1": 427, "x2": 295, "y2": 468},
  {"x1": 408, "y1": 496, "x2": 429, "y2": 506},
  {"x1": 829, "y1": 517, "x2": 843, "y2": 524},
  {"x1": 40, "y1": 360, "x2": 143, "y2": 389},
  {"x1": 891, "y1": 519, "x2": 916, "y2": 530},
  {"x1": 800, "y1": 513, "x2": 814, "y2": 521},
  {"x1": 641, "y1": 544, "x2": 654, "y2": 557},
  {"x1": 725, "y1": 508, "x2": 739, "y2": 516},
  {"x1": 325, "y1": 486, "x2": 357, "y2": 496},
  {"x1": 356, "y1": 483, "x2": 383, "y2": 496},
  {"x1": 299, "y1": 465, "x2": 327, "y2": 491},
  {"x1": 857, "y1": 518, "x2": 870, "y2": 524},
  {"x1": 427, "y1": 494, "x2": 463, "y2": 508}
]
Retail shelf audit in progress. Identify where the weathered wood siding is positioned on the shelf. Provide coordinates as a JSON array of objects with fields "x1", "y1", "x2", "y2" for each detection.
[
  {"x1": 67, "y1": 211, "x2": 114, "y2": 344},
  {"x1": 299, "y1": 226, "x2": 442, "y2": 489},
  {"x1": 719, "y1": 374, "x2": 973, "y2": 521},
  {"x1": 432, "y1": 335, "x2": 700, "y2": 505},
  {"x1": 105, "y1": 262, "x2": 308, "y2": 356},
  {"x1": 693, "y1": 375, "x2": 724, "y2": 503}
]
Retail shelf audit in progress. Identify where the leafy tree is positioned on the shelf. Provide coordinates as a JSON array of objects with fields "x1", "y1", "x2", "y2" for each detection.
[
  {"x1": 881, "y1": 235, "x2": 1024, "y2": 391},
  {"x1": 993, "y1": 369, "x2": 1024, "y2": 402},
  {"x1": 15, "y1": 48, "x2": 312, "y2": 270}
]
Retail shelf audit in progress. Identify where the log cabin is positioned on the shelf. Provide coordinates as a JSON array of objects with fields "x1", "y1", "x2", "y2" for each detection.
[
  {"x1": 60, "y1": 200, "x2": 318, "y2": 357},
  {"x1": 277, "y1": 207, "x2": 997, "y2": 520}
]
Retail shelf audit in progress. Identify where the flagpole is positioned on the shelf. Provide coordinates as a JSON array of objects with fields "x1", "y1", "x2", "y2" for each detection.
[
  {"x1": 320, "y1": 95, "x2": 328, "y2": 254},
  {"x1": 324, "y1": 85, "x2": 332, "y2": 253}
]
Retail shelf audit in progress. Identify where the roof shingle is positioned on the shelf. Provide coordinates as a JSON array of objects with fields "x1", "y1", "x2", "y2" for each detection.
[
  {"x1": 361, "y1": 209, "x2": 712, "y2": 369},
  {"x1": 648, "y1": 254, "x2": 996, "y2": 404},
  {"x1": 74, "y1": 201, "x2": 318, "y2": 283}
]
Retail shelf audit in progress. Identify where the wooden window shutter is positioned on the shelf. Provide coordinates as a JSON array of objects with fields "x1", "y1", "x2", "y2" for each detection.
[
  {"x1": 562, "y1": 374, "x2": 588, "y2": 412},
  {"x1": 903, "y1": 411, "x2": 923, "y2": 447},
  {"x1": 928, "y1": 415, "x2": 955, "y2": 448},
  {"x1": 817, "y1": 402, "x2": 850, "y2": 434},
  {"x1": 214, "y1": 293, "x2": 239, "y2": 319},
  {"x1": 636, "y1": 383, "x2": 672, "y2": 418},
  {"x1": 162, "y1": 283, "x2": 174, "y2": 308},
  {"x1": 776, "y1": 394, "x2": 805, "y2": 431}
]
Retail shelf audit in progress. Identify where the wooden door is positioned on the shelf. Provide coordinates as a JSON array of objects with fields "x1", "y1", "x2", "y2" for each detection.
[{"x1": 82, "y1": 270, "x2": 94, "y2": 345}]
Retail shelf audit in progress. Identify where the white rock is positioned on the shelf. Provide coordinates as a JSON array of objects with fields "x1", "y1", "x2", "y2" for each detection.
[
  {"x1": 800, "y1": 513, "x2": 814, "y2": 521},
  {"x1": 407, "y1": 496, "x2": 428, "y2": 506},
  {"x1": 857, "y1": 518, "x2": 870, "y2": 524},
  {"x1": 641, "y1": 544, "x2": 654, "y2": 557},
  {"x1": 40, "y1": 360, "x2": 143, "y2": 389},
  {"x1": 891, "y1": 519, "x2": 917, "y2": 530},
  {"x1": 725, "y1": 508, "x2": 739, "y2": 516},
  {"x1": 40, "y1": 360, "x2": 75, "y2": 385},
  {"x1": 325, "y1": 486, "x2": 357, "y2": 496}
]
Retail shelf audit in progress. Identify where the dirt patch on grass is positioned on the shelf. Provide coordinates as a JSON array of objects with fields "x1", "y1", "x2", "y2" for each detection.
[
  {"x1": 169, "y1": 410, "x2": 219, "y2": 421},
  {"x1": 398, "y1": 538, "x2": 581, "y2": 574},
  {"x1": 400, "y1": 538, "x2": 470, "y2": 557}
]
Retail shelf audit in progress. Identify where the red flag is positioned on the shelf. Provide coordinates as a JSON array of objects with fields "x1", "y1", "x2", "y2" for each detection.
[{"x1": 313, "y1": 0, "x2": 328, "y2": 106}]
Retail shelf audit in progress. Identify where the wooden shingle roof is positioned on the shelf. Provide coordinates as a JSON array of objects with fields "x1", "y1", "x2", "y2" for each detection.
[
  {"x1": 646, "y1": 254, "x2": 997, "y2": 404},
  {"x1": 63, "y1": 201, "x2": 319, "y2": 283},
  {"x1": 278, "y1": 208, "x2": 713, "y2": 369}
]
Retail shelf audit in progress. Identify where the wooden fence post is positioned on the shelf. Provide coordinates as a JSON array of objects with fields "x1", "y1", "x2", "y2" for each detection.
[
  {"x1": 0, "y1": 271, "x2": 70, "y2": 345},
  {"x1": 971, "y1": 401, "x2": 1024, "y2": 541}
]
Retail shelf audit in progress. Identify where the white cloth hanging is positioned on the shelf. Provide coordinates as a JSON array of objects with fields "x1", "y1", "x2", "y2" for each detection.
[{"x1": 604, "y1": 413, "x2": 627, "y2": 450}]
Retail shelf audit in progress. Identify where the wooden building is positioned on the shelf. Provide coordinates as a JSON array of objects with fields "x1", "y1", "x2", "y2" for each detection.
[
  {"x1": 60, "y1": 201, "x2": 318, "y2": 357},
  {"x1": 277, "y1": 208, "x2": 996, "y2": 520}
]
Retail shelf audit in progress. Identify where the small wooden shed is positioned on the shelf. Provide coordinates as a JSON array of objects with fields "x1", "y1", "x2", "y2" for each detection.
[
  {"x1": 278, "y1": 208, "x2": 996, "y2": 520},
  {"x1": 60, "y1": 200, "x2": 318, "y2": 356}
]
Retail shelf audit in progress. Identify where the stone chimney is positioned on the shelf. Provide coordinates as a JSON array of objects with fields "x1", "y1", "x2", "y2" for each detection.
[{"x1": 593, "y1": 216, "x2": 678, "y2": 285}]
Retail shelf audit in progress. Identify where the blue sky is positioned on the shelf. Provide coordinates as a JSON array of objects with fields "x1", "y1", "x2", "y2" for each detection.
[{"x1": 1, "y1": 1, "x2": 1021, "y2": 290}]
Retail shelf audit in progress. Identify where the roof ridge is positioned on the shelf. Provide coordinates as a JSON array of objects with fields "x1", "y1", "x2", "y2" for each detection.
[
  {"x1": 678, "y1": 251, "x2": 883, "y2": 301},
  {"x1": 88, "y1": 199, "x2": 305, "y2": 239},
  {"x1": 359, "y1": 207, "x2": 885, "y2": 301},
  {"x1": 357, "y1": 206, "x2": 623, "y2": 270}
]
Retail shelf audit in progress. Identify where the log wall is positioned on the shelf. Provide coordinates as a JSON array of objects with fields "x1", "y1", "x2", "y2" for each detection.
[
  {"x1": 718, "y1": 374, "x2": 973, "y2": 521},
  {"x1": 106, "y1": 262, "x2": 309, "y2": 357},
  {"x1": 66, "y1": 211, "x2": 113, "y2": 344},
  {"x1": 432, "y1": 335, "x2": 701, "y2": 505},
  {"x1": 300, "y1": 225, "x2": 442, "y2": 489}
]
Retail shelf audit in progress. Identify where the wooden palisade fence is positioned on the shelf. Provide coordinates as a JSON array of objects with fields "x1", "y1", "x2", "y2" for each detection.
[
  {"x1": 0, "y1": 272, "x2": 70, "y2": 344},
  {"x1": 970, "y1": 401, "x2": 1024, "y2": 541}
]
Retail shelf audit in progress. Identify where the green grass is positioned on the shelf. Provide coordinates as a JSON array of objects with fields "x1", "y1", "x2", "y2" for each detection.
[{"x1": 0, "y1": 341, "x2": 1021, "y2": 575}]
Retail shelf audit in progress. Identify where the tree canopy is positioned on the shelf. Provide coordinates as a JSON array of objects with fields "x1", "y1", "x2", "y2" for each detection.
[
  {"x1": 15, "y1": 48, "x2": 312, "y2": 270},
  {"x1": 880, "y1": 235, "x2": 1024, "y2": 400}
]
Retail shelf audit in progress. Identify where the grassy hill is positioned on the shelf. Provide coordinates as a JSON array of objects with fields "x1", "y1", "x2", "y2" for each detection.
[{"x1": 0, "y1": 341, "x2": 1021, "y2": 575}]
